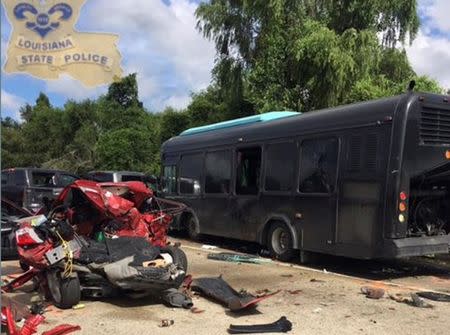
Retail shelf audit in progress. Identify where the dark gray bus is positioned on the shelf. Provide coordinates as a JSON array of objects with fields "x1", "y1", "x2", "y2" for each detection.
[{"x1": 161, "y1": 92, "x2": 450, "y2": 261}]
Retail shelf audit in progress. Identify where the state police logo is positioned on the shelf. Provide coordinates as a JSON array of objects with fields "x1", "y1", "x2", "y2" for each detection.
[
  {"x1": 2, "y1": 0, "x2": 123, "y2": 86},
  {"x1": 14, "y1": 2, "x2": 73, "y2": 38}
]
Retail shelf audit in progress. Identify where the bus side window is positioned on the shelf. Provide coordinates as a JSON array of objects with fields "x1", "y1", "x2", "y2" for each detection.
[
  {"x1": 236, "y1": 147, "x2": 261, "y2": 195},
  {"x1": 299, "y1": 138, "x2": 338, "y2": 193},
  {"x1": 162, "y1": 165, "x2": 177, "y2": 194},
  {"x1": 265, "y1": 142, "x2": 296, "y2": 192},
  {"x1": 205, "y1": 150, "x2": 231, "y2": 194},
  {"x1": 179, "y1": 154, "x2": 203, "y2": 195}
]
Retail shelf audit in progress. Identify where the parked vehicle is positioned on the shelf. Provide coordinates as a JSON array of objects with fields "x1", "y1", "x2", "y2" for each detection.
[
  {"x1": 161, "y1": 91, "x2": 450, "y2": 261},
  {"x1": 1, "y1": 198, "x2": 32, "y2": 259},
  {"x1": 3, "y1": 180, "x2": 189, "y2": 309},
  {"x1": 85, "y1": 171, "x2": 159, "y2": 192},
  {"x1": 1, "y1": 168, "x2": 79, "y2": 212}
]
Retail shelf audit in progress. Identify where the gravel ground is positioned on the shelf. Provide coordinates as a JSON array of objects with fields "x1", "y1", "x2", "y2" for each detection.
[{"x1": 1, "y1": 239, "x2": 449, "y2": 335}]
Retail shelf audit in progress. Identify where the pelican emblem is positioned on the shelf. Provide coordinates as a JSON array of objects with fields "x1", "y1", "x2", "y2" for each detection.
[{"x1": 13, "y1": 2, "x2": 73, "y2": 38}]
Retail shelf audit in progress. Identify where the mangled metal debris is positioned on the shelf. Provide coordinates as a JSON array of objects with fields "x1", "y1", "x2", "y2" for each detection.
[
  {"x1": 228, "y1": 316, "x2": 292, "y2": 334},
  {"x1": 1, "y1": 297, "x2": 81, "y2": 335},
  {"x1": 416, "y1": 291, "x2": 450, "y2": 302},
  {"x1": 2, "y1": 180, "x2": 190, "y2": 310},
  {"x1": 191, "y1": 276, "x2": 279, "y2": 311}
]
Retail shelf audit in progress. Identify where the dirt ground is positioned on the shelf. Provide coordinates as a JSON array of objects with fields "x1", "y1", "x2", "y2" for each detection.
[{"x1": 1, "y1": 238, "x2": 450, "y2": 335}]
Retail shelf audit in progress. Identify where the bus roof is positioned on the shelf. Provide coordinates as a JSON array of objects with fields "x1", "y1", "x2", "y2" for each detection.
[
  {"x1": 162, "y1": 92, "x2": 447, "y2": 154},
  {"x1": 180, "y1": 111, "x2": 300, "y2": 136}
]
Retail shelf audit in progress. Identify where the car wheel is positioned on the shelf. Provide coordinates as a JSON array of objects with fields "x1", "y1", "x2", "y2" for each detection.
[
  {"x1": 161, "y1": 245, "x2": 188, "y2": 272},
  {"x1": 268, "y1": 222, "x2": 296, "y2": 262},
  {"x1": 46, "y1": 270, "x2": 81, "y2": 309}
]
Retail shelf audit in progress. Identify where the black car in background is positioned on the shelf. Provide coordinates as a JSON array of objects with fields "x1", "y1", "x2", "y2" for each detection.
[
  {"x1": 1, "y1": 168, "x2": 79, "y2": 212},
  {"x1": 1, "y1": 197, "x2": 32, "y2": 259}
]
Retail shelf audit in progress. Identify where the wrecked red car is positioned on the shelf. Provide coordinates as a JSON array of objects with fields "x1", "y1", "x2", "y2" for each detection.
[
  {"x1": 50, "y1": 180, "x2": 184, "y2": 246},
  {"x1": 4, "y1": 180, "x2": 190, "y2": 309}
]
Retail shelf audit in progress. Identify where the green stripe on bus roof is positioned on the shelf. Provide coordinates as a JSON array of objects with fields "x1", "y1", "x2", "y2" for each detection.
[{"x1": 179, "y1": 111, "x2": 300, "y2": 136}]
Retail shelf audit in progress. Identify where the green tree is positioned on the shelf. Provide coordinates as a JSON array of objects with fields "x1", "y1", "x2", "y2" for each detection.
[
  {"x1": 106, "y1": 73, "x2": 142, "y2": 108},
  {"x1": 195, "y1": 0, "x2": 438, "y2": 114},
  {"x1": 1, "y1": 118, "x2": 25, "y2": 168},
  {"x1": 95, "y1": 128, "x2": 155, "y2": 172},
  {"x1": 159, "y1": 107, "x2": 191, "y2": 143}
]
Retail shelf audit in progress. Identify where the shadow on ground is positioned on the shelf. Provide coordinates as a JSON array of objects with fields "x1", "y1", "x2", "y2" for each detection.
[{"x1": 169, "y1": 231, "x2": 450, "y2": 282}]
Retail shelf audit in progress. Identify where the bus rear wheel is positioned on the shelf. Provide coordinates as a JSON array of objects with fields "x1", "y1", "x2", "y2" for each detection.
[{"x1": 268, "y1": 222, "x2": 295, "y2": 261}]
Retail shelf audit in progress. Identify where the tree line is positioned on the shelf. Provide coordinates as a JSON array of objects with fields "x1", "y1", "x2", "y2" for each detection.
[{"x1": 1, "y1": 0, "x2": 445, "y2": 175}]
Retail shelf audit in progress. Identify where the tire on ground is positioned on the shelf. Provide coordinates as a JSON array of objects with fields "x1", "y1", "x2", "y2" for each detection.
[
  {"x1": 267, "y1": 221, "x2": 296, "y2": 262},
  {"x1": 47, "y1": 271, "x2": 81, "y2": 309},
  {"x1": 161, "y1": 245, "x2": 188, "y2": 272},
  {"x1": 161, "y1": 246, "x2": 188, "y2": 287}
]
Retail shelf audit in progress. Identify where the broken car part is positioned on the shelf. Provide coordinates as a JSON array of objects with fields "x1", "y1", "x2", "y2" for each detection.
[
  {"x1": 1, "y1": 301, "x2": 80, "y2": 335},
  {"x1": 389, "y1": 293, "x2": 434, "y2": 308},
  {"x1": 192, "y1": 276, "x2": 279, "y2": 311},
  {"x1": 162, "y1": 288, "x2": 193, "y2": 308},
  {"x1": 228, "y1": 316, "x2": 292, "y2": 334},
  {"x1": 416, "y1": 291, "x2": 450, "y2": 302}
]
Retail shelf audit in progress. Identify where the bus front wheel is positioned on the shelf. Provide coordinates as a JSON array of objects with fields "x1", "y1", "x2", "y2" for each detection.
[
  {"x1": 186, "y1": 216, "x2": 200, "y2": 241},
  {"x1": 268, "y1": 222, "x2": 295, "y2": 261}
]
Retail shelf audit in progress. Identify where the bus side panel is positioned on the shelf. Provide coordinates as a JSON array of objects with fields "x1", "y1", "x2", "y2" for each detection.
[{"x1": 335, "y1": 126, "x2": 391, "y2": 257}]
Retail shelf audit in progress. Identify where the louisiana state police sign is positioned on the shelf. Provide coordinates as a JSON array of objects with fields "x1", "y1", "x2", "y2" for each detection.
[{"x1": 2, "y1": 0, "x2": 123, "y2": 86}]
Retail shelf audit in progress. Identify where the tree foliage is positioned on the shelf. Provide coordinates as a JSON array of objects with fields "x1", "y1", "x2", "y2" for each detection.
[{"x1": 195, "y1": 0, "x2": 441, "y2": 113}]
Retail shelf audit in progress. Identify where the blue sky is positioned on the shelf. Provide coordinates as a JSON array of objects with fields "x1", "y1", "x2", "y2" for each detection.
[{"x1": 1, "y1": 0, "x2": 450, "y2": 120}]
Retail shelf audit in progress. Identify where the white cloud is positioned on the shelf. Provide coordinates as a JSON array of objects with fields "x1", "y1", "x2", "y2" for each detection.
[
  {"x1": 160, "y1": 94, "x2": 192, "y2": 110},
  {"x1": 421, "y1": 0, "x2": 450, "y2": 34},
  {"x1": 1, "y1": 89, "x2": 26, "y2": 119},
  {"x1": 83, "y1": 0, "x2": 215, "y2": 110},
  {"x1": 406, "y1": 1, "x2": 450, "y2": 89},
  {"x1": 406, "y1": 31, "x2": 450, "y2": 88},
  {"x1": 45, "y1": 74, "x2": 107, "y2": 100}
]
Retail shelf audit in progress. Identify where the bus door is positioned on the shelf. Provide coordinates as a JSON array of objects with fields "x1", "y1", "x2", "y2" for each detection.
[
  {"x1": 296, "y1": 138, "x2": 339, "y2": 251},
  {"x1": 228, "y1": 146, "x2": 263, "y2": 240},
  {"x1": 201, "y1": 150, "x2": 235, "y2": 236}
]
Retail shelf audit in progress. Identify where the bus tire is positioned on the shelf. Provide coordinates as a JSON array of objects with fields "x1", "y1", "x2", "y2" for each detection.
[
  {"x1": 186, "y1": 216, "x2": 200, "y2": 241},
  {"x1": 268, "y1": 222, "x2": 295, "y2": 262}
]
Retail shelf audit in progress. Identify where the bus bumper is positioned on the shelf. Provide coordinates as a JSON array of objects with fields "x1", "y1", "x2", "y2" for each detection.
[{"x1": 384, "y1": 235, "x2": 450, "y2": 258}]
